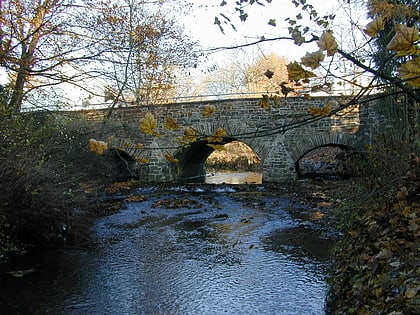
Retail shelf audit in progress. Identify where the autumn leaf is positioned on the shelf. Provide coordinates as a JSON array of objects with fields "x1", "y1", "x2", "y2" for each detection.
[
  {"x1": 202, "y1": 105, "x2": 216, "y2": 118},
  {"x1": 308, "y1": 102, "x2": 333, "y2": 116},
  {"x1": 367, "y1": 0, "x2": 394, "y2": 20},
  {"x1": 164, "y1": 116, "x2": 179, "y2": 130},
  {"x1": 398, "y1": 58, "x2": 420, "y2": 87},
  {"x1": 364, "y1": 17, "x2": 385, "y2": 37},
  {"x1": 272, "y1": 94, "x2": 281, "y2": 107},
  {"x1": 179, "y1": 127, "x2": 198, "y2": 143},
  {"x1": 164, "y1": 154, "x2": 179, "y2": 163},
  {"x1": 258, "y1": 94, "x2": 270, "y2": 109},
  {"x1": 387, "y1": 24, "x2": 420, "y2": 56},
  {"x1": 88, "y1": 139, "x2": 97, "y2": 153},
  {"x1": 207, "y1": 144, "x2": 225, "y2": 151},
  {"x1": 287, "y1": 62, "x2": 316, "y2": 81},
  {"x1": 207, "y1": 127, "x2": 226, "y2": 143},
  {"x1": 301, "y1": 50, "x2": 325, "y2": 69},
  {"x1": 135, "y1": 157, "x2": 149, "y2": 163},
  {"x1": 317, "y1": 31, "x2": 338, "y2": 56},
  {"x1": 140, "y1": 112, "x2": 160, "y2": 137},
  {"x1": 88, "y1": 139, "x2": 108, "y2": 155},
  {"x1": 264, "y1": 69, "x2": 274, "y2": 79}
]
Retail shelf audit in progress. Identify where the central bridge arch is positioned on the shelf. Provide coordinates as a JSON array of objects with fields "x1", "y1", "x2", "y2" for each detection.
[{"x1": 176, "y1": 137, "x2": 264, "y2": 182}]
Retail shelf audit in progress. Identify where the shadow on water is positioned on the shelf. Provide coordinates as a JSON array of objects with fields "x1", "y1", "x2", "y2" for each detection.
[{"x1": 0, "y1": 183, "x2": 336, "y2": 314}]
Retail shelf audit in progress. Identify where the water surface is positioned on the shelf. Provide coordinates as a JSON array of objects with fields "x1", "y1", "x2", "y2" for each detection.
[{"x1": 0, "y1": 184, "x2": 334, "y2": 314}]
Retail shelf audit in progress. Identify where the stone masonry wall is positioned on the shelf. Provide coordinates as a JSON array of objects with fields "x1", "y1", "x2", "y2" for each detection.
[{"x1": 75, "y1": 96, "x2": 377, "y2": 183}]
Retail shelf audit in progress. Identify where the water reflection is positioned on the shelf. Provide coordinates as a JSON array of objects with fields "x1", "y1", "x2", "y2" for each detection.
[
  {"x1": 205, "y1": 171, "x2": 262, "y2": 184},
  {"x1": 0, "y1": 185, "x2": 332, "y2": 314}
]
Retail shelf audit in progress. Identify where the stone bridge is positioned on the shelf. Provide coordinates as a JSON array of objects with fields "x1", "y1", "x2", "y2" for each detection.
[{"x1": 82, "y1": 96, "x2": 381, "y2": 183}]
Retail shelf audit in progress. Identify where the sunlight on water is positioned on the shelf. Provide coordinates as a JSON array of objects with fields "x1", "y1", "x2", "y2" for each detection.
[{"x1": 205, "y1": 171, "x2": 262, "y2": 184}]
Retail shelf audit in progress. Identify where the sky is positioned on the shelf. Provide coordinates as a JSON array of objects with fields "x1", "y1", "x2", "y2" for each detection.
[
  {"x1": 174, "y1": 0, "x2": 370, "y2": 97},
  {"x1": 1, "y1": 0, "x2": 370, "y2": 107},
  {"x1": 180, "y1": 0, "x2": 363, "y2": 64}
]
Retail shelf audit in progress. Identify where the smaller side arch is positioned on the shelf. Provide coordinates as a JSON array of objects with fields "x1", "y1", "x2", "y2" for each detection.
[
  {"x1": 294, "y1": 144, "x2": 354, "y2": 178},
  {"x1": 106, "y1": 148, "x2": 138, "y2": 179},
  {"x1": 289, "y1": 133, "x2": 362, "y2": 162}
]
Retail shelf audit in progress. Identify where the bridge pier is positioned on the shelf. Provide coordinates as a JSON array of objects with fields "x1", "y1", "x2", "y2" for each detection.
[{"x1": 261, "y1": 135, "x2": 296, "y2": 182}]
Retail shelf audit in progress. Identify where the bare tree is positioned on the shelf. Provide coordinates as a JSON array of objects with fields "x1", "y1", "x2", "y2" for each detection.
[
  {"x1": 90, "y1": 0, "x2": 198, "y2": 107},
  {"x1": 0, "y1": 0, "x2": 110, "y2": 112},
  {"x1": 0, "y1": 0, "x2": 198, "y2": 112}
]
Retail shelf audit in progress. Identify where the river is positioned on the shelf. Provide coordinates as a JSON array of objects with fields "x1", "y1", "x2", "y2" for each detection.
[{"x1": 0, "y1": 176, "x2": 336, "y2": 314}]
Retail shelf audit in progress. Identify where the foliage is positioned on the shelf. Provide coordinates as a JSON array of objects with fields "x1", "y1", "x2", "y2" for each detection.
[
  {"x1": 0, "y1": 112, "x2": 132, "y2": 254},
  {"x1": 328, "y1": 162, "x2": 419, "y2": 314},
  {"x1": 0, "y1": 0, "x2": 198, "y2": 112},
  {"x1": 91, "y1": 0, "x2": 198, "y2": 108},
  {"x1": 199, "y1": 52, "x2": 296, "y2": 96},
  {"x1": 328, "y1": 137, "x2": 419, "y2": 314},
  {"x1": 0, "y1": 0, "x2": 102, "y2": 112},
  {"x1": 216, "y1": 0, "x2": 419, "y2": 102},
  {"x1": 244, "y1": 53, "x2": 293, "y2": 94}
]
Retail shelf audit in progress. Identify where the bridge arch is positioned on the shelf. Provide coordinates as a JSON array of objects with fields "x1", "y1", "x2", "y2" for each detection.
[
  {"x1": 289, "y1": 133, "x2": 361, "y2": 178},
  {"x1": 176, "y1": 138, "x2": 264, "y2": 183},
  {"x1": 289, "y1": 133, "x2": 361, "y2": 162}
]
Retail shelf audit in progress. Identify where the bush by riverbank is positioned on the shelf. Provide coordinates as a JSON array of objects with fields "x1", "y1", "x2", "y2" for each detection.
[
  {"x1": 0, "y1": 113, "x2": 132, "y2": 261},
  {"x1": 326, "y1": 149, "x2": 420, "y2": 314}
]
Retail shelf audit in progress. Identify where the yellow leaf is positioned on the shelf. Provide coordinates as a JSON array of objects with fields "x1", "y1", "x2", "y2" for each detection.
[
  {"x1": 309, "y1": 102, "x2": 332, "y2": 116},
  {"x1": 272, "y1": 95, "x2": 281, "y2": 107},
  {"x1": 164, "y1": 116, "x2": 179, "y2": 130},
  {"x1": 140, "y1": 112, "x2": 160, "y2": 137},
  {"x1": 258, "y1": 94, "x2": 270, "y2": 109},
  {"x1": 364, "y1": 17, "x2": 385, "y2": 37},
  {"x1": 404, "y1": 285, "x2": 418, "y2": 299},
  {"x1": 164, "y1": 154, "x2": 179, "y2": 163},
  {"x1": 202, "y1": 105, "x2": 216, "y2": 118},
  {"x1": 88, "y1": 139, "x2": 108, "y2": 155},
  {"x1": 97, "y1": 141, "x2": 108, "y2": 155},
  {"x1": 287, "y1": 62, "x2": 316, "y2": 81},
  {"x1": 88, "y1": 139, "x2": 97, "y2": 153},
  {"x1": 317, "y1": 31, "x2": 338, "y2": 56},
  {"x1": 301, "y1": 50, "x2": 325, "y2": 69},
  {"x1": 180, "y1": 127, "x2": 198, "y2": 143},
  {"x1": 207, "y1": 144, "x2": 225, "y2": 151},
  {"x1": 207, "y1": 127, "x2": 226, "y2": 143},
  {"x1": 387, "y1": 24, "x2": 420, "y2": 56},
  {"x1": 135, "y1": 157, "x2": 149, "y2": 163},
  {"x1": 367, "y1": 0, "x2": 394, "y2": 19},
  {"x1": 398, "y1": 57, "x2": 420, "y2": 87},
  {"x1": 309, "y1": 107, "x2": 322, "y2": 116}
]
